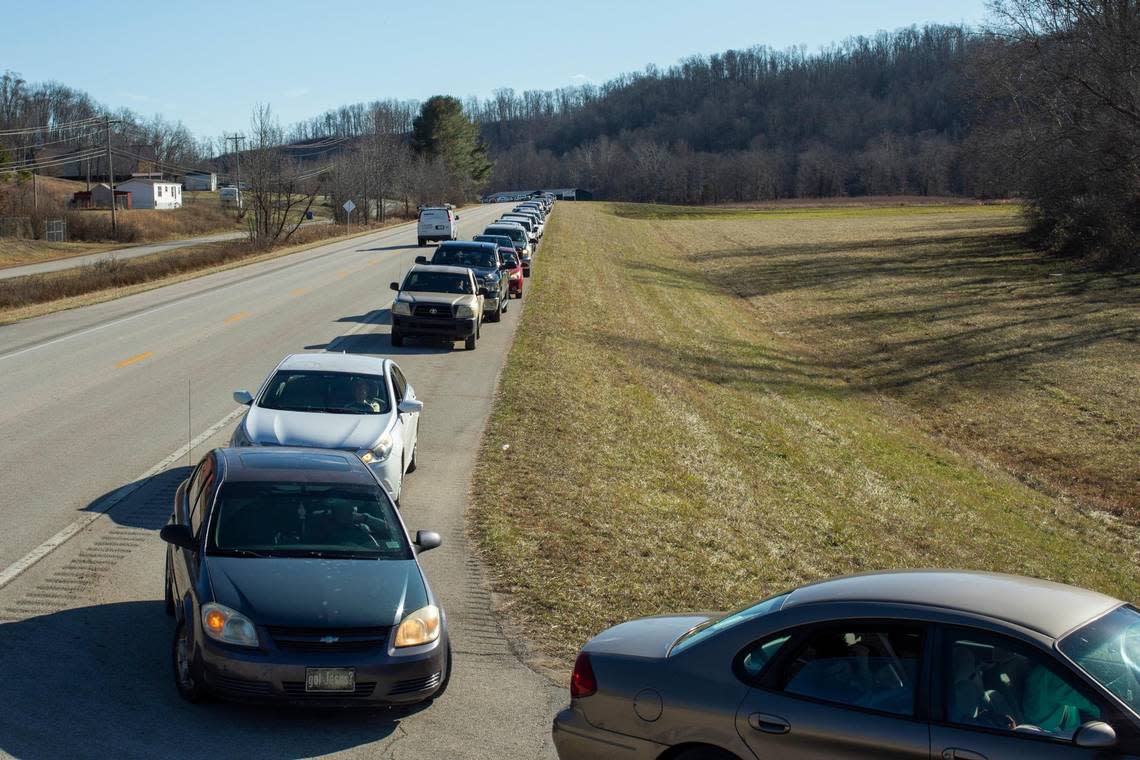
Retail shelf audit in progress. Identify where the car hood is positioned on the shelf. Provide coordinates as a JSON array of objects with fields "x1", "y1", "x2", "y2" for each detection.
[
  {"x1": 206, "y1": 556, "x2": 428, "y2": 628},
  {"x1": 583, "y1": 613, "x2": 714, "y2": 659},
  {"x1": 399, "y1": 290, "x2": 478, "y2": 308},
  {"x1": 243, "y1": 406, "x2": 390, "y2": 450}
]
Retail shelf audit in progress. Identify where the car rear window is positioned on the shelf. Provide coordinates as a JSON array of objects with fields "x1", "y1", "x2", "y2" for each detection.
[{"x1": 433, "y1": 247, "x2": 496, "y2": 269}]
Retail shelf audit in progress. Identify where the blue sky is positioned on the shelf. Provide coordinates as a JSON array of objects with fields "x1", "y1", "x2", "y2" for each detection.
[{"x1": 3, "y1": 0, "x2": 989, "y2": 139}]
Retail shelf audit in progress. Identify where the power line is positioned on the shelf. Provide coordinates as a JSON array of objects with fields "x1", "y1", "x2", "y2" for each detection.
[{"x1": 0, "y1": 116, "x2": 106, "y2": 137}]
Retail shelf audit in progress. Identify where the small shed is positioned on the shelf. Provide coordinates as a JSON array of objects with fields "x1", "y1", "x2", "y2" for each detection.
[
  {"x1": 184, "y1": 171, "x2": 217, "y2": 192},
  {"x1": 117, "y1": 178, "x2": 183, "y2": 210},
  {"x1": 72, "y1": 183, "x2": 132, "y2": 209}
]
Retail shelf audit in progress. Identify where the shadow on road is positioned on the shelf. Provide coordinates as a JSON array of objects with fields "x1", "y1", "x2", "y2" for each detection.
[
  {"x1": 0, "y1": 601, "x2": 409, "y2": 758},
  {"x1": 305, "y1": 331, "x2": 455, "y2": 356},
  {"x1": 80, "y1": 467, "x2": 191, "y2": 530},
  {"x1": 358, "y1": 245, "x2": 416, "y2": 253}
]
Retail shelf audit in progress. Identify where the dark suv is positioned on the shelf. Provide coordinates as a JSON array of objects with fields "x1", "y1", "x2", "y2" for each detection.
[{"x1": 417, "y1": 240, "x2": 510, "y2": 323}]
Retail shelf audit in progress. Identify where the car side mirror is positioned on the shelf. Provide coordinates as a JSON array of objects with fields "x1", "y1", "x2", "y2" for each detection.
[
  {"x1": 1074, "y1": 721, "x2": 1116, "y2": 749},
  {"x1": 454, "y1": 214, "x2": 460, "y2": 220},
  {"x1": 481, "y1": 286, "x2": 494, "y2": 297},
  {"x1": 397, "y1": 398, "x2": 424, "y2": 415},
  {"x1": 414, "y1": 530, "x2": 442, "y2": 553},
  {"x1": 389, "y1": 281, "x2": 399, "y2": 291},
  {"x1": 415, "y1": 255, "x2": 428, "y2": 264},
  {"x1": 233, "y1": 390, "x2": 253, "y2": 405},
  {"x1": 160, "y1": 523, "x2": 197, "y2": 551}
]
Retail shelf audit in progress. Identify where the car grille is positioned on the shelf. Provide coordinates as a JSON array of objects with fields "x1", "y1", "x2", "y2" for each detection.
[
  {"x1": 266, "y1": 625, "x2": 390, "y2": 653},
  {"x1": 281, "y1": 681, "x2": 377, "y2": 698},
  {"x1": 388, "y1": 672, "x2": 441, "y2": 696},
  {"x1": 208, "y1": 672, "x2": 273, "y2": 696},
  {"x1": 413, "y1": 303, "x2": 453, "y2": 318}
]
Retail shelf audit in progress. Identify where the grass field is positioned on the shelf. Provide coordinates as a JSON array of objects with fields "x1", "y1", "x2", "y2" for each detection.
[{"x1": 471, "y1": 201, "x2": 1140, "y2": 668}]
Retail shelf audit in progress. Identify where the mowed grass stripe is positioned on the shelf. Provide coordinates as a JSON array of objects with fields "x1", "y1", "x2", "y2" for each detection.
[{"x1": 471, "y1": 202, "x2": 1140, "y2": 666}]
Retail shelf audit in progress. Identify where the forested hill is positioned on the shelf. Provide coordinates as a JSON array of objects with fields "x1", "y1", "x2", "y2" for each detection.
[{"x1": 475, "y1": 26, "x2": 1008, "y2": 202}]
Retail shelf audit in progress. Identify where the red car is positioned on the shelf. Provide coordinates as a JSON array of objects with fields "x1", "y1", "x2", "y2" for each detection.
[{"x1": 501, "y1": 247, "x2": 523, "y2": 298}]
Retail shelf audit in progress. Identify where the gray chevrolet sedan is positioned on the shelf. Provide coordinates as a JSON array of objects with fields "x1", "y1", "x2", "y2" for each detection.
[{"x1": 553, "y1": 571, "x2": 1140, "y2": 759}]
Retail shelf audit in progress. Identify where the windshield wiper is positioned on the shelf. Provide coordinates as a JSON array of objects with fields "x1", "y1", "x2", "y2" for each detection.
[{"x1": 209, "y1": 548, "x2": 270, "y2": 558}]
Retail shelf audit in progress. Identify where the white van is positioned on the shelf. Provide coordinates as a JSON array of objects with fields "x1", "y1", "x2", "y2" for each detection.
[{"x1": 417, "y1": 206, "x2": 459, "y2": 246}]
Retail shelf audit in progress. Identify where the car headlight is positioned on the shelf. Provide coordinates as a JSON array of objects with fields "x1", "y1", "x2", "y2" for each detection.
[
  {"x1": 202, "y1": 603, "x2": 259, "y2": 647},
  {"x1": 455, "y1": 304, "x2": 476, "y2": 319},
  {"x1": 394, "y1": 604, "x2": 441, "y2": 647},
  {"x1": 359, "y1": 432, "x2": 394, "y2": 464},
  {"x1": 392, "y1": 299, "x2": 412, "y2": 316}
]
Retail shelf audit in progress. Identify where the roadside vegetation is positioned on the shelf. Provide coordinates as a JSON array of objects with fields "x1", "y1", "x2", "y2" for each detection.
[{"x1": 471, "y1": 201, "x2": 1140, "y2": 665}]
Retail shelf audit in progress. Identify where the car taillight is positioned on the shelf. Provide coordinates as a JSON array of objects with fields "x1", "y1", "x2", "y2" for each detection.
[{"x1": 570, "y1": 652, "x2": 597, "y2": 698}]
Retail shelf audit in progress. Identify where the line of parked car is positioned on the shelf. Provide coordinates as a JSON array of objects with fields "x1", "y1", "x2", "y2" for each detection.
[{"x1": 159, "y1": 193, "x2": 555, "y2": 710}]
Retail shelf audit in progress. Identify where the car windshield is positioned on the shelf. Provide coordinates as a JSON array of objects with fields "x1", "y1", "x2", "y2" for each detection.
[
  {"x1": 503, "y1": 217, "x2": 532, "y2": 229},
  {"x1": 402, "y1": 270, "x2": 472, "y2": 293},
  {"x1": 504, "y1": 251, "x2": 520, "y2": 267},
  {"x1": 474, "y1": 235, "x2": 512, "y2": 248},
  {"x1": 257, "y1": 370, "x2": 390, "y2": 415},
  {"x1": 1059, "y1": 606, "x2": 1140, "y2": 714},
  {"x1": 207, "y1": 482, "x2": 411, "y2": 559},
  {"x1": 432, "y1": 247, "x2": 497, "y2": 269},
  {"x1": 486, "y1": 227, "x2": 524, "y2": 243},
  {"x1": 670, "y1": 592, "x2": 790, "y2": 655}
]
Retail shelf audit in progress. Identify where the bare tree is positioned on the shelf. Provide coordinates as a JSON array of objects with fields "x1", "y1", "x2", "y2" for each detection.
[{"x1": 244, "y1": 105, "x2": 322, "y2": 243}]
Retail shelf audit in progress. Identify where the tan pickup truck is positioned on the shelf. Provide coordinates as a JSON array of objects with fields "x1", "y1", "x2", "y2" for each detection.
[{"x1": 389, "y1": 264, "x2": 487, "y2": 350}]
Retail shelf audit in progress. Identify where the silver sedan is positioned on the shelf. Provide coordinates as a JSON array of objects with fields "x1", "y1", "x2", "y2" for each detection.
[{"x1": 554, "y1": 571, "x2": 1140, "y2": 759}]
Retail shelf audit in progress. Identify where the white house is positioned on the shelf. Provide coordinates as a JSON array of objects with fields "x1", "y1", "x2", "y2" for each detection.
[
  {"x1": 183, "y1": 171, "x2": 217, "y2": 192},
  {"x1": 117, "y1": 178, "x2": 183, "y2": 210}
]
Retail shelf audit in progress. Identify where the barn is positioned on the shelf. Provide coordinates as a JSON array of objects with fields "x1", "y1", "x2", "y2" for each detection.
[{"x1": 116, "y1": 178, "x2": 183, "y2": 210}]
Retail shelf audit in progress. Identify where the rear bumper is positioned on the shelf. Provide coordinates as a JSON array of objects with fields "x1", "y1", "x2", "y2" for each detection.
[
  {"x1": 393, "y1": 315, "x2": 476, "y2": 340},
  {"x1": 553, "y1": 706, "x2": 665, "y2": 760},
  {"x1": 199, "y1": 632, "x2": 448, "y2": 707}
]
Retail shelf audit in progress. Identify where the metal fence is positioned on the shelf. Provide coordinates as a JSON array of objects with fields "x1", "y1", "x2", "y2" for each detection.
[{"x1": 44, "y1": 218, "x2": 67, "y2": 242}]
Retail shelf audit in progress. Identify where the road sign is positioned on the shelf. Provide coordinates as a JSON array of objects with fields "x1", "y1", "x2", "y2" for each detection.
[{"x1": 342, "y1": 200, "x2": 356, "y2": 214}]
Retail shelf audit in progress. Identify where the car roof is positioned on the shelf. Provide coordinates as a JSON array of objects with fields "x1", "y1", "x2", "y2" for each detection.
[
  {"x1": 486, "y1": 222, "x2": 524, "y2": 230},
  {"x1": 276, "y1": 352, "x2": 387, "y2": 375},
  {"x1": 406, "y1": 263, "x2": 473, "y2": 276},
  {"x1": 217, "y1": 447, "x2": 378, "y2": 485},
  {"x1": 783, "y1": 570, "x2": 1122, "y2": 638},
  {"x1": 437, "y1": 240, "x2": 498, "y2": 251}
]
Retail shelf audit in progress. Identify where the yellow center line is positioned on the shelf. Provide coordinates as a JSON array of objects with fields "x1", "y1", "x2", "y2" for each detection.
[
  {"x1": 290, "y1": 288, "x2": 309, "y2": 297},
  {"x1": 116, "y1": 351, "x2": 153, "y2": 368},
  {"x1": 224, "y1": 311, "x2": 252, "y2": 324}
]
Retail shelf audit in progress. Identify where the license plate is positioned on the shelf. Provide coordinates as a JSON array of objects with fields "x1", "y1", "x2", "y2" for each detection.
[
  {"x1": 305, "y1": 667, "x2": 355, "y2": 692},
  {"x1": 435, "y1": 225, "x2": 444, "y2": 230}
]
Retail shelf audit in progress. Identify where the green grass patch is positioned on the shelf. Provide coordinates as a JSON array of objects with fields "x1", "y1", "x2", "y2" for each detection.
[{"x1": 471, "y1": 201, "x2": 1140, "y2": 666}]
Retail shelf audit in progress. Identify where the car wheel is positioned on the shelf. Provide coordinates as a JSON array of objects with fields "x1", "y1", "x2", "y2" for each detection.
[
  {"x1": 391, "y1": 330, "x2": 404, "y2": 348},
  {"x1": 406, "y1": 444, "x2": 417, "y2": 474},
  {"x1": 417, "y1": 238, "x2": 426, "y2": 247},
  {"x1": 172, "y1": 619, "x2": 208, "y2": 703},
  {"x1": 164, "y1": 550, "x2": 175, "y2": 617},
  {"x1": 487, "y1": 306, "x2": 501, "y2": 323},
  {"x1": 465, "y1": 333, "x2": 476, "y2": 351},
  {"x1": 523, "y1": 268, "x2": 531, "y2": 278}
]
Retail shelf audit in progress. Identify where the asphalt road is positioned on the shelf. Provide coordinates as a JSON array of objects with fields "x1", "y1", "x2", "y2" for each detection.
[{"x1": 0, "y1": 203, "x2": 564, "y2": 759}]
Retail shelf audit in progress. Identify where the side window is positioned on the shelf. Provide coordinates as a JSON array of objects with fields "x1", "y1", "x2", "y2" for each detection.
[
  {"x1": 184, "y1": 462, "x2": 204, "y2": 521},
  {"x1": 778, "y1": 626, "x2": 924, "y2": 716},
  {"x1": 739, "y1": 634, "x2": 792, "y2": 680},
  {"x1": 390, "y1": 365, "x2": 408, "y2": 400},
  {"x1": 942, "y1": 628, "x2": 1102, "y2": 740},
  {"x1": 189, "y1": 454, "x2": 216, "y2": 537}
]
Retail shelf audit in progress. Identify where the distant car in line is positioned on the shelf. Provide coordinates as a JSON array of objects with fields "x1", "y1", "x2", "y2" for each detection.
[
  {"x1": 482, "y1": 223, "x2": 532, "y2": 274},
  {"x1": 554, "y1": 570, "x2": 1140, "y2": 760},
  {"x1": 229, "y1": 353, "x2": 422, "y2": 504},
  {"x1": 389, "y1": 264, "x2": 485, "y2": 350},
  {"x1": 417, "y1": 240, "x2": 509, "y2": 322},
  {"x1": 417, "y1": 205, "x2": 459, "y2": 247},
  {"x1": 162, "y1": 447, "x2": 449, "y2": 707},
  {"x1": 498, "y1": 214, "x2": 539, "y2": 243},
  {"x1": 510, "y1": 207, "x2": 545, "y2": 236},
  {"x1": 501, "y1": 248, "x2": 523, "y2": 298}
]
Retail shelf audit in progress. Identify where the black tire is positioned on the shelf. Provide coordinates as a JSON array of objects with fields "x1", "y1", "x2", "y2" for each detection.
[
  {"x1": 391, "y1": 330, "x2": 404, "y2": 348},
  {"x1": 487, "y1": 305, "x2": 501, "y2": 323},
  {"x1": 465, "y1": 332, "x2": 476, "y2": 351},
  {"x1": 406, "y1": 444, "x2": 417, "y2": 474},
  {"x1": 523, "y1": 268, "x2": 531, "y2": 278},
  {"x1": 164, "y1": 550, "x2": 175, "y2": 617},
  {"x1": 417, "y1": 238, "x2": 426, "y2": 247},
  {"x1": 671, "y1": 748, "x2": 739, "y2": 760},
  {"x1": 172, "y1": 619, "x2": 209, "y2": 703}
]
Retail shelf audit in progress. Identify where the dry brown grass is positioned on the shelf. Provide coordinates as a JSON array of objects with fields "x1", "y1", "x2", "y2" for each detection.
[
  {"x1": 0, "y1": 239, "x2": 120, "y2": 268},
  {"x1": 471, "y1": 201, "x2": 1140, "y2": 667}
]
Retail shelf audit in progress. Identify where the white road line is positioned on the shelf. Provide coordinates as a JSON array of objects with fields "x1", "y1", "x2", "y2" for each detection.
[
  {"x1": 0, "y1": 406, "x2": 246, "y2": 591},
  {"x1": 0, "y1": 220, "x2": 419, "y2": 365}
]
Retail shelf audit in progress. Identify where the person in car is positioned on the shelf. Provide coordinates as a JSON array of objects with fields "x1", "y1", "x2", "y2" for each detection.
[
  {"x1": 310, "y1": 502, "x2": 387, "y2": 547},
  {"x1": 348, "y1": 378, "x2": 381, "y2": 413}
]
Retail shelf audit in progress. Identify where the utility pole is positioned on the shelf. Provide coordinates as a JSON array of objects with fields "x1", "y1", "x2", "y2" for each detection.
[
  {"x1": 106, "y1": 119, "x2": 117, "y2": 234},
  {"x1": 225, "y1": 134, "x2": 245, "y2": 206}
]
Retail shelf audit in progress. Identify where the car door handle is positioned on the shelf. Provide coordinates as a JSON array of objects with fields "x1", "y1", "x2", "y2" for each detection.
[
  {"x1": 943, "y1": 749, "x2": 987, "y2": 760},
  {"x1": 748, "y1": 713, "x2": 790, "y2": 734}
]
